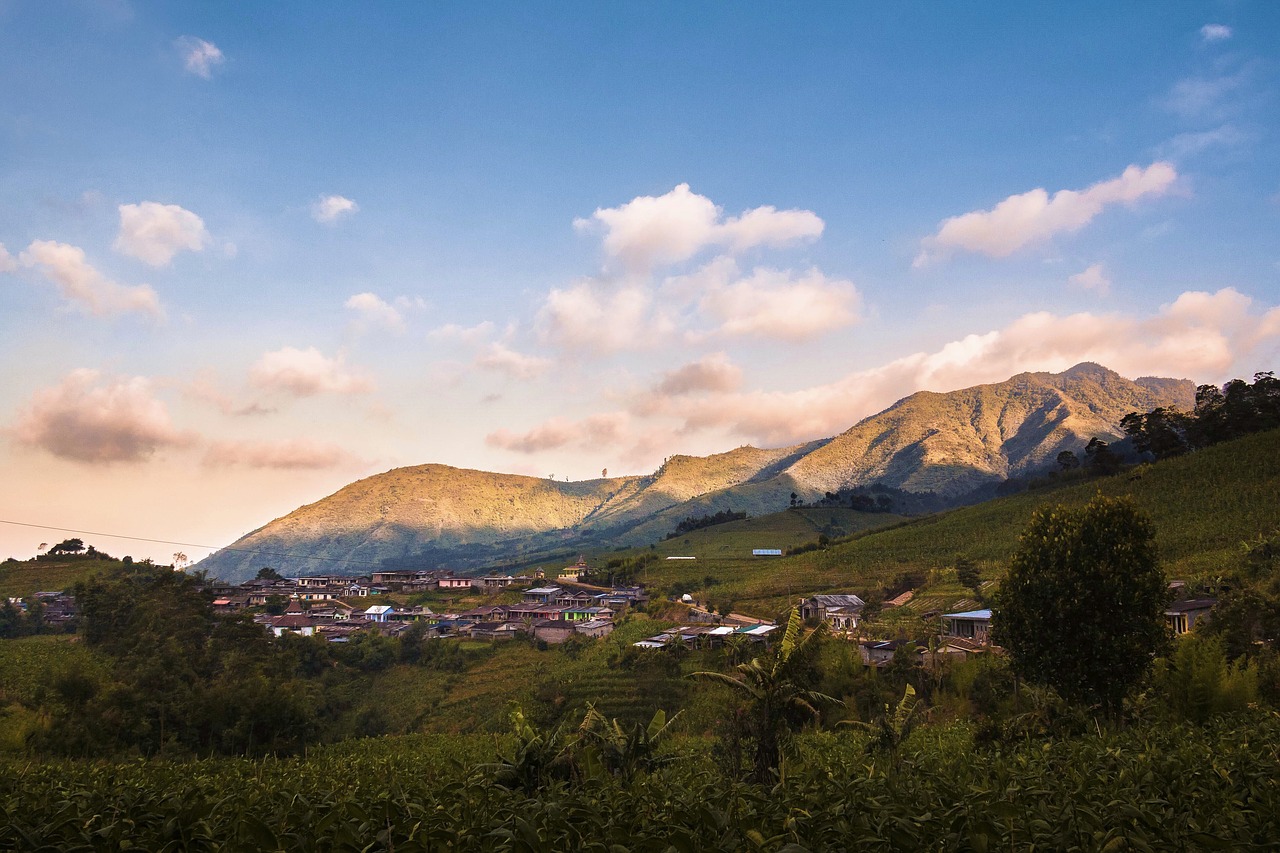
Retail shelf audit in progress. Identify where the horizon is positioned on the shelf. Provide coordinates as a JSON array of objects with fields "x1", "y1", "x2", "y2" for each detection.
[{"x1": 2, "y1": 3, "x2": 1278, "y2": 563}]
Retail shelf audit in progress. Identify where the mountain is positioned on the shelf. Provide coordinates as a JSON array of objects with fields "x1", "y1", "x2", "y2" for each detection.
[{"x1": 196, "y1": 363, "x2": 1194, "y2": 581}]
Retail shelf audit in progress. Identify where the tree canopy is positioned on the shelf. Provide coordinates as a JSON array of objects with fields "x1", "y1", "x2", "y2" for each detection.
[{"x1": 993, "y1": 495, "x2": 1169, "y2": 711}]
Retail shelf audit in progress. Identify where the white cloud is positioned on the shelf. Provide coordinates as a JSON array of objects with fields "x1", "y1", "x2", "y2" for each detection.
[
  {"x1": 428, "y1": 321, "x2": 496, "y2": 345},
  {"x1": 345, "y1": 292, "x2": 405, "y2": 332},
  {"x1": 175, "y1": 36, "x2": 224, "y2": 79},
  {"x1": 537, "y1": 280, "x2": 666, "y2": 353},
  {"x1": 474, "y1": 342, "x2": 552, "y2": 380},
  {"x1": 915, "y1": 162, "x2": 1178, "y2": 265},
  {"x1": 698, "y1": 266, "x2": 861, "y2": 340},
  {"x1": 0, "y1": 243, "x2": 17, "y2": 273},
  {"x1": 576, "y1": 183, "x2": 823, "y2": 271},
  {"x1": 1200, "y1": 24, "x2": 1232, "y2": 42},
  {"x1": 114, "y1": 201, "x2": 211, "y2": 266},
  {"x1": 18, "y1": 240, "x2": 162, "y2": 317},
  {"x1": 11, "y1": 370, "x2": 191, "y2": 463},
  {"x1": 249, "y1": 347, "x2": 372, "y2": 396},
  {"x1": 203, "y1": 438, "x2": 358, "y2": 470},
  {"x1": 312, "y1": 195, "x2": 359, "y2": 224},
  {"x1": 1068, "y1": 263, "x2": 1111, "y2": 294}
]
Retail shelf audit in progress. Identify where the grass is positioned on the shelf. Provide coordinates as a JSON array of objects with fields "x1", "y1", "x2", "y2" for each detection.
[{"x1": 0, "y1": 557, "x2": 119, "y2": 598}]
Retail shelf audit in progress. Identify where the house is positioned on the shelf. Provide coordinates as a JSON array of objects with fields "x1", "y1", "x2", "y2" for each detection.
[
  {"x1": 942, "y1": 609, "x2": 992, "y2": 643},
  {"x1": 1165, "y1": 599, "x2": 1217, "y2": 635},
  {"x1": 557, "y1": 557, "x2": 590, "y2": 583},
  {"x1": 268, "y1": 614, "x2": 317, "y2": 637},
  {"x1": 574, "y1": 618, "x2": 615, "y2": 639},
  {"x1": 858, "y1": 638, "x2": 920, "y2": 667},
  {"x1": 438, "y1": 576, "x2": 477, "y2": 591},
  {"x1": 799, "y1": 594, "x2": 866, "y2": 632},
  {"x1": 296, "y1": 575, "x2": 338, "y2": 588},
  {"x1": 364, "y1": 604, "x2": 396, "y2": 623},
  {"x1": 533, "y1": 619, "x2": 576, "y2": 644},
  {"x1": 479, "y1": 575, "x2": 517, "y2": 590},
  {"x1": 469, "y1": 621, "x2": 524, "y2": 641},
  {"x1": 522, "y1": 586, "x2": 564, "y2": 605}
]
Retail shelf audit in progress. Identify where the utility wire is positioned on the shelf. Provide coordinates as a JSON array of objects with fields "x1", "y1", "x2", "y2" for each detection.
[{"x1": 0, "y1": 519, "x2": 390, "y2": 569}]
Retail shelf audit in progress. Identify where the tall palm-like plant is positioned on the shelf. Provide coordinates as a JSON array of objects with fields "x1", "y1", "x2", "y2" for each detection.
[{"x1": 691, "y1": 608, "x2": 836, "y2": 783}]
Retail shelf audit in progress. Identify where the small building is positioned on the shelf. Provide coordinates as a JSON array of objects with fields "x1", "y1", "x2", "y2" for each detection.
[
  {"x1": 575, "y1": 618, "x2": 615, "y2": 639},
  {"x1": 533, "y1": 619, "x2": 576, "y2": 644},
  {"x1": 364, "y1": 604, "x2": 396, "y2": 623},
  {"x1": 438, "y1": 576, "x2": 477, "y2": 591},
  {"x1": 480, "y1": 575, "x2": 518, "y2": 590},
  {"x1": 557, "y1": 557, "x2": 590, "y2": 583},
  {"x1": 268, "y1": 614, "x2": 317, "y2": 638},
  {"x1": 1165, "y1": 599, "x2": 1217, "y2": 635},
  {"x1": 858, "y1": 639, "x2": 920, "y2": 667},
  {"x1": 523, "y1": 586, "x2": 564, "y2": 605},
  {"x1": 800, "y1": 594, "x2": 866, "y2": 632},
  {"x1": 942, "y1": 609, "x2": 992, "y2": 643}
]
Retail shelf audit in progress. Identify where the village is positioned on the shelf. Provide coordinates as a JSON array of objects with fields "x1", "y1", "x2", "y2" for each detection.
[{"x1": 6, "y1": 553, "x2": 1219, "y2": 669}]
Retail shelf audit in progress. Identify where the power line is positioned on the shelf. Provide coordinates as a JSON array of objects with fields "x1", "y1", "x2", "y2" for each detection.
[{"x1": 0, "y1": 519, "x2": 390, "y2": 569}]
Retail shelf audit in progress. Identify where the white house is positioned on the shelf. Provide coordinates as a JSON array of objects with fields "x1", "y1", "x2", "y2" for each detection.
[
  {"x1": 799, "y1": 594, "x2": 866, "y2": 632},
  {"x1": 942, "y1": 609, "x2": 992, "y2": 642},
  {"x1": 364, "y1": 604, "x2": 395, "y2": 623}
]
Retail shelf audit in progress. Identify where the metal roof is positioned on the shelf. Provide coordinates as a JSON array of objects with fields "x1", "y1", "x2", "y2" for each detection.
[{"x1": 943, "y1": 609, "x2": 992, "y2": 620}]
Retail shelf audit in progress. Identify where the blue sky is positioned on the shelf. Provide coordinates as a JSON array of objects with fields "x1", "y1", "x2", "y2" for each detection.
[{"x1": 1, "y1": 2, "x2": 1277, "y2": 562}]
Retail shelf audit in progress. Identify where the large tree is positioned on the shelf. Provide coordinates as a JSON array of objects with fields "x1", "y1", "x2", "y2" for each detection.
[{"x1": 992, "y1": 495, "x2": 1169, "y2": 711}]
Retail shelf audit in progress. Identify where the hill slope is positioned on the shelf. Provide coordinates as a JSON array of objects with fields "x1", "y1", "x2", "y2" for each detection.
[
  {"x1": 634, "y1": 428, "x2": 1280, "y2": 615},
  {"x1": 197, "y1": 364, "x2": 1193, "y2": 581}
]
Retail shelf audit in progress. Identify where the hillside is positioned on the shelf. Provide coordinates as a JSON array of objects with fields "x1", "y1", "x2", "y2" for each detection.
[
  {"x1": 634, "y1": 428, "x2": 1280, "y2": 616},
  {"x1": 196, "y1": 364, "x2": 1193, "y2": 582}
]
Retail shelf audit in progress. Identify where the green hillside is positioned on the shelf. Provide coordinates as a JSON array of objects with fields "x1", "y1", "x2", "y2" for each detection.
[
  {"x1": 0, "y1": 557, "x2": 120, "y2": 599},
  {"x1": 625, "y1": 429, "x2": 1280, "y2": 615}
]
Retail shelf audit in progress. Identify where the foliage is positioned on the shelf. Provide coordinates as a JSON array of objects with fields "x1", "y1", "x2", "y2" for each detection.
[
  {"x1": 993, "y1": 495, "x2": 1170, "y2": 711},
  {"x1": 666, "y1": 509, "x2": 748, "y2": 539},
  {"x1": 2, "y1": 713, "x2": 1278, "y2": 851},
  {"x1": 841, "y1": 683, "x2": 923, "y2": 761},
  {"x1": 691, "y1": 608, "x2": 836, "y2": 782},
  {"x1": 1122, "y1": 372, "x2": 1280, "y2": 459},
  {"x1": 1153, "y1": 633, "x2": 1259, "y2": 724}
]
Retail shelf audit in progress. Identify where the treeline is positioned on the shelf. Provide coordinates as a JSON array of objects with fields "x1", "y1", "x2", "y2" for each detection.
[
  {"x1": 792, "y1": 484, "x2": 949, "y2": 515},
  {"x1": 1122, "y1": 371, "x2": 1280, "y2": 460},
  {"x1": 665, "y1": 509, "x2": 747, "y2": 539},
  {"x1": 24, "y1": 563, "x2": 469, "y2": 758}
]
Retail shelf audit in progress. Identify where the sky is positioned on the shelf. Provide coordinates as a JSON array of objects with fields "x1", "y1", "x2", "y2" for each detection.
[{"x1": 1, "y1": 2, "x2": 1278, "y2": 564}]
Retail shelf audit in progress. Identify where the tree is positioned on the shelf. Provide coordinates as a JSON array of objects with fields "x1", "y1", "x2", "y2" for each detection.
[
  {"x1": 1120, "y1": 407, "x2": 1192, "y2": 460},
  {"x1": 993, "y1": 495, "x2": 1169, "y2": 712},
  {"x1": 691, "y1": 608, "x2": 835, "y2": 782},
  {"x1": 255, "y1": 567, "x2": 284, "y2": 582},
  {"x1": 955, "y1": 558, "x2": 981, "y2": 595},
  {"x1": 1056, "y1": 450, "x2": 1080, "y2": 471},
  {"x1": 48, "y1": 538, "x2": 85, "y2": 555},
  {"x1": 1083, "y1": 437, "x2": 1122, "y2": 475}
]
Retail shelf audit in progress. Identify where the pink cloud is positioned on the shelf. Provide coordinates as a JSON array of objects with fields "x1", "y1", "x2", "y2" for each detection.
[{"x1": 11, "y1": 370, "x2": 193, "y2": 463}]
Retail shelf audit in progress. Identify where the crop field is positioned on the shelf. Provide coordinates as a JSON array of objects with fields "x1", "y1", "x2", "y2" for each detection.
[{"x1": 2, "y1": 711, "x2": 1275, "y2": 851}]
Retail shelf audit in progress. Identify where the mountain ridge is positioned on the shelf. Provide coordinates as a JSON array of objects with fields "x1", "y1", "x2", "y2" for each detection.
[{"x1": 196, "y1": 363, "x2": 1195, "y2": 581}]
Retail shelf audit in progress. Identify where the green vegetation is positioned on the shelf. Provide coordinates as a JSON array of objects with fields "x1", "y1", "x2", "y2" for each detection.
[
  {"x1": 1, "y1": 713, "x2": 1277, "y2": 850},
  {"x1": 614, "y1": 429, "x2": 1280, "y2": 615},
  {"x1": 994, "y1": 496, "x2": 1170, "y2": 710}
]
